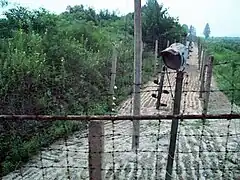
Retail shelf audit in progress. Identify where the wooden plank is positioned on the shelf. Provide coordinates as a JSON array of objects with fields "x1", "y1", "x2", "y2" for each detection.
[{"x1": 88, "y1": 120, "x2": 104, "y2": 180}]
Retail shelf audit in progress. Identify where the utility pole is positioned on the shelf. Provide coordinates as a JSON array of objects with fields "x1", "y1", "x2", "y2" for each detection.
[{"x1": 132, "y1": 0, "x2": 142, "y2": 150}]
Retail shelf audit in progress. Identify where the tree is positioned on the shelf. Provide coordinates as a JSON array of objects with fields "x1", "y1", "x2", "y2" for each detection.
[
  {"x1": 188, "y1": 25, "x2": 197, "y2": 42},
  {"x1": 0, "y1": 0, "x2": 8, "y2": 7},
  {"x1": 203, "y1": 23, "x2": 211, "y2": 39},
  {"x1": 141, "y1": 0, "x2": 186, "y2": 50},
  {"x1": 182, "y1": 24, "x2": 188, "y2": 34}
]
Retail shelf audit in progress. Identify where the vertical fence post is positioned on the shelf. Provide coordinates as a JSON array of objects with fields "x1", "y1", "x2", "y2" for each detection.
[
  {"x1": 154, "y1": 40, "x2": 158, "y2": 75},
  {"x1": 198, "y1": 45, "x2": 202, "y2": 63},
  {"x1": 109, "y1": 46, "x2": 117, "y2": 112},
  {"x1": 89, "y1": 120, "x2": 104, "y2": 180},
  {"x1": 197, "y1": 37, "x2": 200, "y2": 50},
  {"x1": 165, "y1": 71, "x2": 184, "y2": 180},
  {"x1": 167, "y1": 40, "x2": 170, "y2": 47},
  {"x1": 202, "y1": 56, "x2": 214, "y2": 115},
  {"x1": 199, "y1": 49, "x2": 204, "y2": 81},
  {"x1": 199, "y1": 51, "x2": 207, "y2": 98},
  {"x1": 156, "y1": 66, "x2": 166, "y2": 110},
  {"x1": 198, "y1": 47, "x2": 202, "y2": 70},
  {"x1": 132, "y1": 0, "x2": 142, "y2": 150}
]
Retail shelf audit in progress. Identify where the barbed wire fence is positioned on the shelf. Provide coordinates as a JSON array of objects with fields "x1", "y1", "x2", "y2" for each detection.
[{"x1": 0, "y1": 38, "x2": 240, "y2": 180}]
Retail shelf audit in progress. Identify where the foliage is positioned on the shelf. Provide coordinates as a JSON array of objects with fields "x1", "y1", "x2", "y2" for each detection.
[
  {"x1": 188, "y1": 25, "x2": 197, "y2": 42},
  {"x1": 203, "y1": 23, "x2": 211, "y2": 39},
  {"x1": 0, "y1": 0, "x2": 7, "y2": 7},
  {"x1": 203, "y1": 37, "x2": 240, "y2": 105},
  {"x1": 182, "y1": 24, "x2": 188, "y2": 34},
  {"x1": 0, "y1": 2, "x2": 186, "y2": 176},
  {"x1": 141, "y1": 0, "x2": 186, "y2": 50}
]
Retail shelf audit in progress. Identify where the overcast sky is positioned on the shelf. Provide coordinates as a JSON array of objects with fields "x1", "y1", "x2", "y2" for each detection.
[{"x1": 4, "y1": 0, "x2": 240, "y2": 37}]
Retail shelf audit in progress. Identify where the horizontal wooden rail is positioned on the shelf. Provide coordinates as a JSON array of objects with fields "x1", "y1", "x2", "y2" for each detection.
[{"x1": 0, "y1": 114, "x2": 240, "y2": 121}]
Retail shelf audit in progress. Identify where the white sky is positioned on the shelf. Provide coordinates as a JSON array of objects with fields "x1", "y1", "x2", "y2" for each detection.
[{"x1": 4, "y1": 0, "x2": 240, "y2": 37}]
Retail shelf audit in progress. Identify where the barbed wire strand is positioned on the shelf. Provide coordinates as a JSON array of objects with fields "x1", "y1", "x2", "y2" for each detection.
[
  {"x1": 198, "y1": 119, "x2": 206, "y2": 179},
  {"x1": 138, "y1": 88, "x2": 240, "y2": 94},
  {"x1": 165, "y1": 69, "x2": 175, "y2": 100},
  {"x1": 176, "y1": 71, "x2": 188, "y2": 179},
  {"x1": 222, "y1": 61, "x2": 236, "y2": 179},
  {"x1": 62, "y1": 57, "x2": 71, "y2": 180},
  {"x1": 18, "y1": 132, "x2": 25, "y2": 180},
  {"x1": 64, "y1": 122, "x2": 71, "y2": 179},
  {"x1": 39, "y1": 131, "x2": 45, "y2": 180},
  {"x1": 154, "y1": 117, "x2": 162, "y2": 178},
  {"x1": 111, "y1": 110, "x2": 116, "y2": 179}
]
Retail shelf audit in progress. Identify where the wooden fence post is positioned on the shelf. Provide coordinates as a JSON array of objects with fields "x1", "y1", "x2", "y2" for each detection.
[
  {"x1": 154, "y1": 40, "x2": 158, "y2": 75},
  {"x1": 198, "y1": 45, "x2": 202, "y2": 63},
  {"x1": 199, "y1": 51, "x2": 207, "y2": 98},
  {"x1": 165, "y1": 71, "x2": 184, "y2": 180},
  {"x1": 198, "y1": 47, "x2": 202, "y2": 70},
  {"x1": 89, "y1": 120, "x2": 104, "y2": 180},
  {"x1": 132, "y1": 0, "x2": 142, "y2": 150},
  {"x1": 199, "y1": 49, "x2": 204, "y2": 81},
  {"x1": 109, "y1": 46, "x2": 117, "y2": 112},
  {"x1": 202, "y1": 56, "x2": 214, "y2": 115}
]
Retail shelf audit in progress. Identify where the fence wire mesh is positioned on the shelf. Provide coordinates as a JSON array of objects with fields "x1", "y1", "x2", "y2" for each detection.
[{"x1": 1, "y1": 41, "x2": 240, "y2": 180}]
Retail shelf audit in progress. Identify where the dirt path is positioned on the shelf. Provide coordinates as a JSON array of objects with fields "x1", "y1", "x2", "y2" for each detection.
[{"x1": 2, "y1": 45, "x2": 240, "y2": 180}]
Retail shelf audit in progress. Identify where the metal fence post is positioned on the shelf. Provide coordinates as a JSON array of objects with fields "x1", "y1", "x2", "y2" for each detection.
[{"x1": 165, "y1": 71, "x2": 184, "y2": 180}]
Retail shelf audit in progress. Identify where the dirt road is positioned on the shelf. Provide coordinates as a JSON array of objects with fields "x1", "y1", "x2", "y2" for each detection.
[{"x1": 3, "y1": 46, "x2": 240, "y2": 180}]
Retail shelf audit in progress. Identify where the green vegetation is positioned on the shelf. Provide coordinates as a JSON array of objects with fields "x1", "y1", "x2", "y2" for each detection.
[
  {"x1": 0, "y1": 0, "x2": 187, "y2": 176},
  {"x1": 203, "y1": 23, "x2": 211, "y2": 39},
  {"x1": 203, "y1": 37, "x2": 240, "y2": 105}
]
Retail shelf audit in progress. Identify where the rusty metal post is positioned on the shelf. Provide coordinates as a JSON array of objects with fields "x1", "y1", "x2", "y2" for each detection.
[
  {"x1": 202, "y1": 56, "x2": 214, "y2": 115},
  {"x1": 89, "y1": 120, "x2": 104, "y2": 180},
  {"x1": 165, "y1": 71, "x2": 184, "y2": 180},
  {"x1": 1, "y1": 114, "x2": 240, "y2": 121}
]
